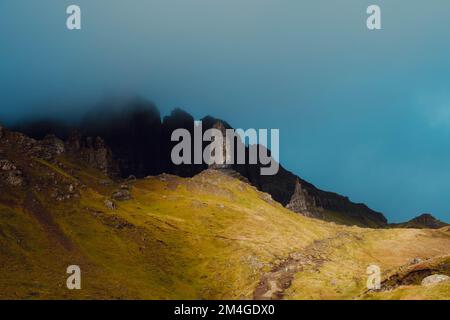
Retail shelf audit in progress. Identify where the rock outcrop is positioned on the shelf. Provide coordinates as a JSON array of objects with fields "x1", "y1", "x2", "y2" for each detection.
[
  {"x1": 234, "y1": 153, "x2": 387, "y2": 227},
  {"x1": 104, "y1": 199, "x2": 116, "y2": 210},
  {"x1": 66, "y1": 130, "x2": 119, "y2": 177},
  {"x1": 208, "y1": 121, "x2": 233, "y2": 170},
  {"x1": 0, "y1": 159, "x2": 24, "y2": 186},
  {"x1": 8, "y1": 104, "x2": 389, "y2": 228},
  {"x1": 0, "y1": 159, "x2": 16, "y2": 171},
  {"x1": 286, "y1": 178, "x2": 323, "y2": 218},
  {"x1": 421, "y1": 274, "x2": 450, "y2": 286},
  {"x1": 160, "y1": 108, "x2": 204, "y2": 177},
  {"x1": 390, "y1": 213, "x2": 448, "y2": 229},
  {"x1": 111, "y1": 184, "x2": 132, "y2": 201},
  {"x1": 35, "y1": 135, "x2": 65, "y2": 159},
  {"x1": 198, "y1": 117, "x2": 387, "y2": 227},
  {"x1": 80, "y1": 98, "x2": 162, "y2": 177},
  {"x1": 379, "y1": 255, "x2": 450, "y2": 291}
]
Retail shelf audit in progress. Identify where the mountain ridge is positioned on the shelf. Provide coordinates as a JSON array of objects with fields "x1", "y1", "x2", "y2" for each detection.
[
  {"x1": 1, "y1": 127, "x2": 449, "y2": 299},
  {"x1": 390, "y1": 213, "x2": 449, "y2": 229},
  {"x1": 7, "y1": 100, "x2": 444, "y2": 228}
]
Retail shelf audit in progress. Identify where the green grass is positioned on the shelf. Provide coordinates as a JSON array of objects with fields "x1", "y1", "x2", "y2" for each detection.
[{"x1": 0, "y1": 149, "x2": 449, "y2": 299}]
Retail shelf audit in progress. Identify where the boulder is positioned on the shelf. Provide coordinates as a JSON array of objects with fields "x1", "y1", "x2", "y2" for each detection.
[
  {"x1": 0, "y1": 159, "x2": 16, "y2": 171},
  {"x1": 421, "y1": 274, "x2": 450, "y2": 286},
  {"x1": 30, "y1": 134, "x2": 66, "y2": 159},
  {"x1": 42, "y1": 134, "x2": 65, "y2": 155},
  {"x1": 0, "y1": 159, "x2": 23, "y2": 186},
  {"x1": 5, "y1": 170, "x2": 24, "y2": 186},
  {"x1": 104, "y1": 199, "x2": 117, "y2": 210},
  {"x1": 409, "y1": 257, "x2": 423, "y2": 265},
  {"x1": 112, "y1": 189, "x2": 132, "y2": 201}
]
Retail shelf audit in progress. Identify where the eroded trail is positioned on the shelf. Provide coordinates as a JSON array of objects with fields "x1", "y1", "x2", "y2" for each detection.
[{"x1": 253, "y1": 232, "x2": 348, "y2": 300}]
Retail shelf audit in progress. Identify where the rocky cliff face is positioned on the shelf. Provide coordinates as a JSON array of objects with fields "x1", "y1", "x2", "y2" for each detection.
[
  {"x1": 160, "y1": 108, "x2": 205, "y2": 177},
  {"x1": 79, "y1": 99, "x2": 162, "y2": 178},
  {"x1": 0, "y1": 123, "x2": 118, "y2": 180},
  {"x1": 232, "y1": 153, "x2": 387, "y2": 227},
  {"x1": 286, "y1": 179, "x2": 324, "y2": 218},
  {"x1": 0, "y1": 159, "x2": 24, "y2": 187},
  {"x1": 8, "y1": 104, "x2": 388, "y2": 227},
  {"x1": 65, "y1": 130, "x2": 119, "y2": 177},
  {"x1": 183, "y1": 117, "x2": 388, "y2": 227},
  {"x1": 208, "y1": 121, "x2": 232, "y2": 170}
]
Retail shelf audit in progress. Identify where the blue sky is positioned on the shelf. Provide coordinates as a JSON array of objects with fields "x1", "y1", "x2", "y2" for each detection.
[{"x1": 1, "y1": 0, "x2": 450, "y2": 222}]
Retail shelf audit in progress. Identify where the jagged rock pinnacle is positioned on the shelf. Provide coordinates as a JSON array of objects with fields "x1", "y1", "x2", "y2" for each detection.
[
  {"x1": 286, "y1": 178, "x2": 323, "y2": 218},
  {"x1": 209, "y1": 121, "x2": 232, "y2": 170}
]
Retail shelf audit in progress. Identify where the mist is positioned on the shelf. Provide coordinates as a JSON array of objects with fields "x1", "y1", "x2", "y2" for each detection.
[{"x1": 1, "y1": 0, "x2": 450, "y2": 222}]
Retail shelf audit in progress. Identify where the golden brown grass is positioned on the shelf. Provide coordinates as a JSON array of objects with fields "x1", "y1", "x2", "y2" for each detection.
[{"x1": 0, "y1": 154, "x2": 449, "y2": 300}]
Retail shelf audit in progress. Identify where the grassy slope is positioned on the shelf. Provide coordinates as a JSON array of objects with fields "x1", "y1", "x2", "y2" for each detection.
[
  {"x1": 285, "y1": 228, "x2": 450, "y2": 299},
  {"x1": 0, "y1": 154, "x2": 449, "y2": 299},
  {"x1": 362, "y1": 255, "x2": 450, "y2": 300}
]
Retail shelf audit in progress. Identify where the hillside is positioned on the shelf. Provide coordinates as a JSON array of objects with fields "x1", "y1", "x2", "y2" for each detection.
[
  {"x1": 13, "y1": 103, "x2": 388, "y2": 228},
  {"x1": 362, "y1": 254, "x2": 450, "y2": 300},
  {"x1": 390, "y1": 214, "x2": 449, "y2": 229},
  {"x1": 0, "y1": 126, "x2": 449, "y2": 299}
]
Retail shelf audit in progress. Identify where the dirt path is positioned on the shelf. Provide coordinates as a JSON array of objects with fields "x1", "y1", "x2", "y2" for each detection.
[{"x1": 253, "y1": 232, "x2": 348, "y2": 300}]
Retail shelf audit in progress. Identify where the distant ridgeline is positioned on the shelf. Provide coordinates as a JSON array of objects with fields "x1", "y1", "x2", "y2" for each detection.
[
  {"x1": 389, "y1": 214, "x2": 449, "y2": 230},
  {"x1": 12, "y1": 99, "x2": 387, "y2": 228}
]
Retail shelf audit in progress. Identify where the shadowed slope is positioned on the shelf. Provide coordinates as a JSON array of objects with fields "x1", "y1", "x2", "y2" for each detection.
[
  {"x1": 0, "y1": 128, "x2": 449, "y2": 299},
  {"x1": 8, "y1": 102, "x2": 389, "y2": 228}
]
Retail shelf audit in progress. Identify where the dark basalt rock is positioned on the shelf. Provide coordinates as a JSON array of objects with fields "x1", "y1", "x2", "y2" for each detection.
[
  {"x1": 80, "y1": 98, "x2": 162, "y2": 178},
  {"x1": 286, "y1": 178, "x2": 324, "y2": 218},
  {"x1": 233, "y1": 151, "x2": 387, "y2": 227},
  {"x1": 37, "y1": 135, "x2": 65, "y2": 159},
  {"x1": 160, "y1": 108, "x2": 204, "y2": 177},
  {"x1": 7, "y1": 102, "x2": 389, "y2": 228},
  {"x1": 65, "y1": 130, "x2": 119, "y2": 177},
  {"x1": 112, "y1": 189, "x2": 132, "y2": 201},
  {"x1": 0, "y1": 159, "x2": 24, "y2": 187}
]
